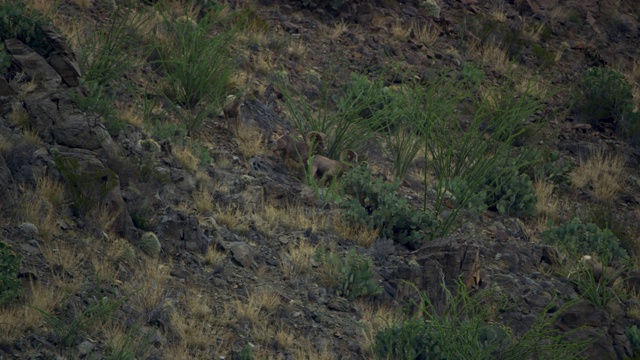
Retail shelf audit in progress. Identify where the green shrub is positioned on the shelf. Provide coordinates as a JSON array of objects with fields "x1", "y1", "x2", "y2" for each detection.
[
  {"x1": 542, "y1": 217, "x2": 628, "y2": 263},
  {"x1": 534, "y1": 151, "x2": 574, "y2": 185},
  {"x1": 0, "y1": 43, "x2": 10, "y2": 73},
  {"x1": 315, "y1": 248, "x2": 382, "y2": 300},
  {"x1": 627, "y1": 325, "x2": 640, "y2": 354},
  {"x1": 0, "y1": 241, "x2": 21, "y2": 305},
  {"x1": 152, "y1": 8, "x2": 236, "y2": 136},
  {"x1": 0, "y1": 0, "x2": 51, "y2": 54},
  {"x1": 450, "y1": 160, "x2": 537, "y2": 218},
  {"x1": 576, "y1": 67, "x2": 635, "y2": 129},
  {"x1": 373, "y1": 281, "x2": 588, "y2": 360},
  {"x1": 340, "y1": 166, "x2": 438, "y2": 246}
]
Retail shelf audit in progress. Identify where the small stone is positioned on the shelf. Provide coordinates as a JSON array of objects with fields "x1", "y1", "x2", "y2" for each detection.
[
  {"x1": 77, "y1": 340, "x2": 95, "y2": 355},
  {"x1": 19, "y1": 222, "x2": 39, "y2": 236}
]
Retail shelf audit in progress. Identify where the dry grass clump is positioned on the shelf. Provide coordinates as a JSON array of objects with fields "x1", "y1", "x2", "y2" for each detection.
[
  {"x1": 332, "y1": 212, "x2": 379, "y2": 248},
  {"x1": 280, "y1": 237, "x2": 317, "y2": 278},
  {"x1": 116, "y1": 103, "x2": 145, "y2": 128},
  {"x1": 0, "y1": 280, "x2": 66, "y2": 343},
  {"x1": 488, "y1": 1, "x2": 507, "y2": 22},
  {"x1": 358, "y1": 301, "x2": 402, "y2": 358},
  {"x1": 193, "y1": 186, "x2": 214, "y2": 215},
  {"x1": 411, "y1": 20, "x2": 440, "y2": 46},
  {"x1": 521, "y1": 20, "x2": 546, "y2": 43},
  {"x1": 18, "y1": 178, "x2": 64, "y2": 238},
  {"x1": 468, "y1": 39, "x2": 513, "y2": 73},
  {"x1": 255, "y1": 203, "x2": 326, "y2": 237},
  {"x1": 287, "y1": 39, "x2": 307, "y2": 59},
  {"x1": 214, "y1": 205, "x2": 249, "y2": 233},
  {"x1": 533, "y1": 179, "x2": 558, "y2": 224},
  {"x1": 236, "y1": 125, "x2": 266, "y2": 160},
  {"x1": 327, "y1": 20, "x2": 349, "y2": 39},
  {"x1": 571, "y1": 150, "x2": 626, "y2": 202},
  {"x1": 391, "y1": 21, "x2": 411, "y2": 41},
  {"x1": 173, "y1": 145, "x2": 200, "y2": 173}
]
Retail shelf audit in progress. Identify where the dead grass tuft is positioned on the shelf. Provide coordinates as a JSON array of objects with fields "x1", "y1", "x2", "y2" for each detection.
[
  {"x1": 173, "y1": 145, "x2": 200, "y2": 173},
  {"x1": 193, "y1": 186, "x2": 214, "y2": 215},
  {"x1": 468, "y1": 39, "x2": 513, "y2": 73},
  {"x1": 521, "y1": 19, "x2": 546, "y2": 43},
  {"x1": 571, "y1": 150, "x2": 626, "y2": 203},
  {"x1": 391, "y1": 21, "x2": 411, "y2": 42},
  {"x1": 203, "y1": 246, "x2": 226, "y2": 266},
  {"x1": 489, "y1": 0, "x2": 507, "y2": 22},
  {"x1": 236, "y1": 124, "x2": 266, "y2": 160},
  {"x1": 9, "y1": 103, "x2": 29, "y2": 129},
  {"x1": 411, "y1": 20, "x2": 440, "y2": 46},
  {"x1": 280, "y1": 237, "x2": 316, "y2": 278},
  {"x1": 327, "y1": 20, "x2": 349, "y2": 39},
  {"x1": 215, "y1": 205, "x2": 249, "y2": 233},
  {"x1": 534, "y1": 179, "x2": 558, "y2": 224},
  {"x1": 333, "y1": 212, "x2": 379, "y2": 248},
  {"x1": 74, "y1": 0, "x2": 93, "y2": 10},
  {"x1": 18, "y1": 183, "x2": 59, "y2": 238},
  {"x1": 116, "y1": 103, "x2": 145, "y2": 128},
  {"x1": 358, "y1": 301, "x2": 402, "y2": 358}
]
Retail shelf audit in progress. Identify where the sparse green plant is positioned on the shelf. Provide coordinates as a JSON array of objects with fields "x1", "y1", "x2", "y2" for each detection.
[
  {"x1": 78, "y1": 8, "x2": 150, "y2": 87},
  {"x1": 570, "y1": 260, "x2": 620, "y2": 308},
  {"x1": 0, "y1": 43, "x2": 10, "y2": 73},
  {"x1": 315, "y1": 247, "x2": 382, "y2": 300},
  {"x1": 373, "y1": 281, "x2": 588, "y2": 360},
  {"x1": 151, "y1": 6, "x2": 236, "y2": 136},
  {"x1": 139, "y1": 232, "x2": 161, "y2": 257},
  {"x1": 534, "y1": 151, "x2": 574, "y2": 185},
  {"x1": 543, "y1": 217, "x2": 628, "y2": 264},
  {"x1": 278, "y1": 71, "x2": 388, "y2": 159},
  {"x1": 0, "y1": 0, "x2": 52, "y2": 54},
  {"x1": 406, "y1": 71, "x2": 542, "y2": 236},
  {"x1": 626, "y1": 325, "x2": 640, "y2": 354},
  {"x1": 239, "y1": 343, "x2": 254, "y2": 360},
  {"x1": 0, "y1": 241, "x2": 21, "y2": 305},
  {"x1": 104, "y1": 324, "x2": 152, "y2": 360},
  {"x1": 53, "y1": 152, "x2": 119, "y2": 217},
  {"x1": 340, "y1": 166, "x2": 438, "y2": 246},
  {"x1": 35, "y1": 278, "x2": 123, "y2": 347}
]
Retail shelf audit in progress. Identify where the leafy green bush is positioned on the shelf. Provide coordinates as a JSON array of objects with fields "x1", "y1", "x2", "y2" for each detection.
[
  {"x1": 0, "y1": 241, "x2": 21, "y2": 305},
  {"x1": 542, "y1": 217, "x2": 628, "y2": 263},
  {"x1": 450, "y1": 160, "x2": 537, "y2": 218},
  {"x1": 315, "y1": 248, "x2": 382, "y2": 300},
  {"x1": 534, "y1": 151, "x2": 574, "y2": 185},
  {"x1": 373, "y1": 282, "x2": 587, "y2": 360},
  {"x1": 340, "y1": 166, "x2": 438, "y2": 246},
  {"x1": 0, "y1": 0, "x2": 51, "y2": 54},
  {"x1": 627, "y1": 325, "x2": 640, "y2": 354},
  {"x1": 576, "y1": 67, "x2": 634, "y2": 128}
]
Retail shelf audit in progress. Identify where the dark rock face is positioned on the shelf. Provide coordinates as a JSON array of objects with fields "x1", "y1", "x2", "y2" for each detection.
[{"x1": 155, "y1": 211, "x2": 210, "y2": 255}]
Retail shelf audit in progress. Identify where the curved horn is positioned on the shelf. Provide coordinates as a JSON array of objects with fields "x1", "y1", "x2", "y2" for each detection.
[{"x1": 339, "y1": 149, "x2": 358, "y2": 163}]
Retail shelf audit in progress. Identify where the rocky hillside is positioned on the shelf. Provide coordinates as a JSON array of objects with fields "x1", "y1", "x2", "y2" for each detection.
[{"x1": 1, "y1": 0, "x2": 640, "y2": 359}]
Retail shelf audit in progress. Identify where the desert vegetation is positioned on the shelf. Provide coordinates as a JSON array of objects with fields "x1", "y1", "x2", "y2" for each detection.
[{"x1": 1, "y1": 0, "x2": 640, "y2": 358}]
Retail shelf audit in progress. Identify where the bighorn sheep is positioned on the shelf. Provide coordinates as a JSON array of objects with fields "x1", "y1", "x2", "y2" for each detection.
[
  {"x1": 270, "y1": 131, "x2": 327, "y2": 164},
  {"x1": 311, "y1": 149, "x2": 358, "y2": 186},
  {"x1": 223, "y1": 94, "x2": 245, "y2": 135}
]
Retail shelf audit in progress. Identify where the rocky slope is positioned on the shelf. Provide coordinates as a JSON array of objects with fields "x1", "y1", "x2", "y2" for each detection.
[{"x1": 1, "y1": 0, "x2": 640, "y2": 359}]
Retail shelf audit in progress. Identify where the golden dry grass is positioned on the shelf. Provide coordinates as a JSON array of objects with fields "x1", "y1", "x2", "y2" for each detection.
[
  {"x1": 533, "y1": 179, "x2": 558, "y2": 224},
  {"x1": 214, "y1": 205, "x2": 249, "y2": 233},
  {"x1": 41, "y1": 240, "x2": 87, "y2": 279},
  {"x1": 0, "y1": 280, "x2": 66, "y2": 342},
  {"x1": 332, "y1": 212, "x2": 379, "y2": 248},
  {"x1": 236, "y1": 124, "x2": 266, "y2": 160},
  {"x1": 469, "y1": 39, "x2": 513, "y2": 74},
  {"x1": 123, "y1": 258, "x2": 171, "y2": 313},
  {"x1": 287, "y1": 39, "x2": 307, "y2": 59},
  {"x1": 411, "y1": 21, "x2": 440, "y2": 46},
  {"x1": 203, "y1": 246, "x2": 226, "y2": 265},
  {"x1": 521, "y1": 20, "x2": 546, "y2": 43},
  {"x1": 327, "y1": 20, "x2": 349, "y2": 39},
  {"x1": 116, "y1": 103, "x2": 145, "y2": 128},
  {"x1": 254, "y1": 203, "x2": 327, "y2": 237},
  {"x1": 489, "y1": 1, "x2": 507, "y2": 23},
  {"x1": 391, "y1": 21, "x2": 411, "y2": 41},
  {"x1": 173, "y1": 145, "x2": 200, "y2": 173},
  {"x1": 9, "y1": 103, "x2": 29, "y2": 129},
  {"x1": 571, "y1": 150, "x2": 626, "y2": 202},
  {"x1": 193, "y1": 186, "x2": 214, "y2": 215},
  {"x1": 357, "y1": 301, "x2": 402, "y2": 358},
  {"x1": 280, "y1": 237, "x2": 316, "y2": 278},
  {"x1": 15, "y1": 175, "x2": 65, "y2": 237}
]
